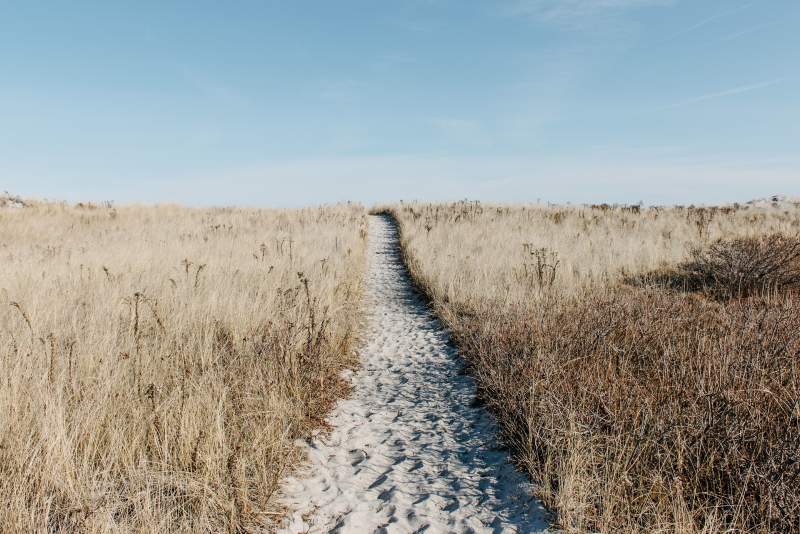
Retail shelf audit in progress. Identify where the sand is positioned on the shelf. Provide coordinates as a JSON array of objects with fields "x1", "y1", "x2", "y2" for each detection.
[{"x1": 278, "y1": 215, "x2": 550, "y2": 533}]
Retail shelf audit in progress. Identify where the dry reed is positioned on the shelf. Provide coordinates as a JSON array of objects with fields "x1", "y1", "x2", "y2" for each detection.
[{"x1": 0, "y1": 200, "x2": 366, "y2": 531}]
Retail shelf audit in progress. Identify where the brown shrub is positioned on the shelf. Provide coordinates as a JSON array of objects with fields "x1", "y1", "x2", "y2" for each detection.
[
  {"x1": 443, "y1": 290, "x2": 800, "y2": 532},
  {"x1": 634, "y1": 234, "x2": 800, "y2": 299},
  {"x1": 686, "y1": 234, "x2": 800, "y2": 298}
]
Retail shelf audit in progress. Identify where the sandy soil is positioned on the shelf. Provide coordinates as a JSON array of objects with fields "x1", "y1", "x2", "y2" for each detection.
[{"x1": 279, "y1": 215, "x2": 550, "y2": 533}]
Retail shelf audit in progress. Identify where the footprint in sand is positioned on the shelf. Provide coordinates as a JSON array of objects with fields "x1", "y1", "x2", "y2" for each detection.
[{"x1": 279, "y1": 215, "x2": 551, "y2": 534}]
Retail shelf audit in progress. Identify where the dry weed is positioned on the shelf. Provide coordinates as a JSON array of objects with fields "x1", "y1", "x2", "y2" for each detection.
[
  {"x1": 389, "y1": 201, "x2": 800, "y2": 533},
  {"x1": 0, "y1": 201, "x2": 366, "y2": 531}
]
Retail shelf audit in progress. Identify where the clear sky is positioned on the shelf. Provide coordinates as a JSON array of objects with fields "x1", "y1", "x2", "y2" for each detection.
[{"x1": 1, "y1": 1, "x2": 798, "y2": 207}]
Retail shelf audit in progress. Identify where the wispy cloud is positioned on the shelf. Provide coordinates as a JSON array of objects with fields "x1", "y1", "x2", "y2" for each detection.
[
  {"x1": 666, "y1": 2, "x2": 753, "y2": 40},
  {"x1": 508, "y1": 0, "x2": 673, "y2": 23},
  {"x1": 174, "y1": 154, "x2": 800, "y2": 207},
  {"x1": 720, "y1": 21, "x2": 775, "y2": 41},
  {"x1": 11, "y1": 152, "x2": 799, "y2": 207},
  {"x1": 673, "y1": 79, "x2": 783, "y2": 107}
]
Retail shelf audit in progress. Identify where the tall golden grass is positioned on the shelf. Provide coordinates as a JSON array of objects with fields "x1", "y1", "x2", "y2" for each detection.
[
  {"x1": 389, "y1": 201, "x2": 800, "y2": 533},
  {"x1": 0, "y1": 201, "x2": 366, "y2": 531}
]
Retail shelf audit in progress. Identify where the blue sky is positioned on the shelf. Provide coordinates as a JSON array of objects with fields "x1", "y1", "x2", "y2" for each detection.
[{"x1": 1, "y1": 0, "x2": 798, "y2": 206}]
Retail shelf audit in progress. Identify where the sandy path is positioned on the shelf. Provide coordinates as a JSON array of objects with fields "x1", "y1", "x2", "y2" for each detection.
[{"x1": 279, "y1": 215, "x2": 549, "y2": 533}]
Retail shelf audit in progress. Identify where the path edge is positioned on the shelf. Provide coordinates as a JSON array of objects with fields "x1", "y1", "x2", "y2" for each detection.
[{"x1": 370, "y1": 207, "x2": 557, "y2": 529}]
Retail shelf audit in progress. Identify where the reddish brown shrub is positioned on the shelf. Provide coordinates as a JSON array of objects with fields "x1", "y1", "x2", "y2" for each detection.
[
  {"x1": 634, "y1": 234, "x2": 800, "y2": 299},
  {"x1": 688, "y1": 233, "x2": 800, "y2": 298}
]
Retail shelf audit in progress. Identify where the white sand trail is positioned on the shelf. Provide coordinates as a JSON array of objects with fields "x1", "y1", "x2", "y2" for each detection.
[{"x1": 279, "y1": 215, "x2": 550, "y2": 534}]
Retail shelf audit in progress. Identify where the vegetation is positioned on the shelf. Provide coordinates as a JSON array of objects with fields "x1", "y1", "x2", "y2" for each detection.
[
  {"x1": 0, "y1": 201, "x2": 366, "y2": 531},
  {"x1": 390, "y1": 201, "x2": 800, "y2": 533}
]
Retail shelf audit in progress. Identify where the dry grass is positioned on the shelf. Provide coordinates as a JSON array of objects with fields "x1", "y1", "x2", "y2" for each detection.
[
  {"x1": 389, "y1": 201, "x2": 800, "y2": 533},
  {"x1": 0, "y1": 201, "x2": 366, "y2": 531}
]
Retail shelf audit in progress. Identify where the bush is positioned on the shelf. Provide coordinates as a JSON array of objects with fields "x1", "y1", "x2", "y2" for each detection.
[
  {"x1": 631, "y1": 234, "x2": 800, "y2": 300},
  {"x1": 687, "y1": 234, "x2": 800, "y2": 298}
]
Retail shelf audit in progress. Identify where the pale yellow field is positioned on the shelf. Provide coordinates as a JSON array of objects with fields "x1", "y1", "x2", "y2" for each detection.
[
  {"x1": 395, "y1": 201, "x2": 800, "y2": 302},
  {"x1": 0, "y1": 202, "x2": 366, "y2": 531}
]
